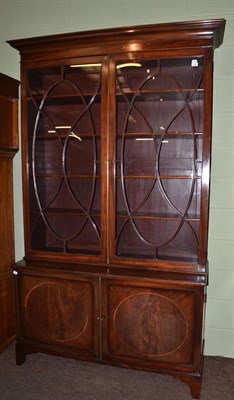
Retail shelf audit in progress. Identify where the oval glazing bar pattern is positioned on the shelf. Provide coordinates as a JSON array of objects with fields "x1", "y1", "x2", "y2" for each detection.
[
  {"x1": 27, "y1": 64, "x2": 102, "y2": 255},
  {"x1": 115, "y1": 57, "x2": 204, "y2": 262}
]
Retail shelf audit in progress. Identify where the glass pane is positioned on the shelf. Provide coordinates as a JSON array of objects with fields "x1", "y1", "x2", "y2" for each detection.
[
  {"x1": 27, "y1": 62, "x2": 102, "y2": 255},
  {"x1": 115, "y1": 57, "x2": 204, "y2": 262}
]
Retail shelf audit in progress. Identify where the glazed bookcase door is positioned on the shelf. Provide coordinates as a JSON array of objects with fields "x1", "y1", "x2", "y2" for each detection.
[
  {"x1": 110, "y1": 54, "x2": 206, "y2": 266},
  {"x1": 24, "y1": 58, "x2": 107, "y2": 261}
]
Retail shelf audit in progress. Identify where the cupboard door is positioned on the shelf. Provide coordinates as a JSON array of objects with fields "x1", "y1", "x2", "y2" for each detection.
[
  {"x1": 18, "y1": 273, "x2": 99, "y2": 357},
  {"x1": 103, "y1": 279, "x2": 203, "y2": 369},
  {"x1": 110, "y1": 55, "x2": 205, "y2": 265},
  {"x1": 24, "y1": 58, "x2": 107, "y2": 261}
]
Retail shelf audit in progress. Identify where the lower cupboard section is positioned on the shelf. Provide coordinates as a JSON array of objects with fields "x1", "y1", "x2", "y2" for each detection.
[
  {"x1": 103, "y1": 280, "x2": 200, "y2": 367},
  {"x1": 14, "y1": 268, "x2": 205, "y2": 399},
  {"x1": 16, "y1": 273, "x2": 100, "y2": 358}
]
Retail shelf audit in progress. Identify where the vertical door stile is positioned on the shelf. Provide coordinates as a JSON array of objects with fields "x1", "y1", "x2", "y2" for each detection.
[
  {"x1": 22, "y1": 63, "x2": 31, "y2": 256},
  {"x1": 101, "y1": 56, "x2": 110, "y2": 264},
  {"x1": 108, "y1": 57, "x2": 117, "y2": 264}
]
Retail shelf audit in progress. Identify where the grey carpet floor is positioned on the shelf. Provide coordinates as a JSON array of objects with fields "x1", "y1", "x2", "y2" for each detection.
[{"x1": 0, "y1": 344, "x2": 233, "y2": 400}]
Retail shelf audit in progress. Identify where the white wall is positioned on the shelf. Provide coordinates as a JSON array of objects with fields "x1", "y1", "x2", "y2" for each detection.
[{"x1": 0, "y1": 0, "x2": 233, "y2": 358}]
